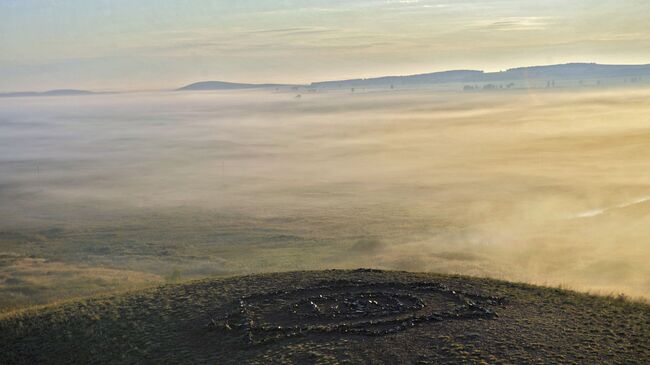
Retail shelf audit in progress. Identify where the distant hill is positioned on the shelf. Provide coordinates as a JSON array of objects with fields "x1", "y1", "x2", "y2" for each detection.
[
  {"x1": 0, "y1": 89, "x2": 95, "y2": 98},
  {"x1": 177, "y1": 81, "x2": 298, "y2": 91},
  {"x1": 179, "y1": 63, "x2": 650, "y2": 92},
  {"x1": 8, "y1": 63, "x2": 649, "y2": 96},
  {"x1": 311, "y1": 70, "x2": 484, "y2": 89},
  {"x1": 310, "y1": 63, "x2": 650, "y2": 89},
  {"x1": 1, "y1": 270, "x2": 648, "y2": 364},
  {"x1": 480, "y1": 63, "x2": 650, "y2": 82}
]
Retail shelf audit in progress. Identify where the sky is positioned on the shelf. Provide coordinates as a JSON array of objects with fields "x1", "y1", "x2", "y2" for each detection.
[{"x1": 1, "y1": 0, "x2": 650, "y2": 91}]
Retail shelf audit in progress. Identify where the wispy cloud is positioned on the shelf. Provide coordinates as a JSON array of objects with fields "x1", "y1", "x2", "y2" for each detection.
[
  {"x1": 122, "y1": 26, "x2": 395, "y2": 57},
  {"x1": 472, "y1": 17, "x2": 550, "y2": 32},
  {"x1": 245, "y1": 27, "x2": 338, "y2": 37}
]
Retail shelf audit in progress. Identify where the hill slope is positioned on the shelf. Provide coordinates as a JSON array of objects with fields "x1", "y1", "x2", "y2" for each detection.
[
  {"x1": 310, "y1": 70, "x2": 484, "y2": 89},
  {"x1": 311, "y1": 63, "x2": 650, "y2": 89},
  {"x1": 177, "y1": 81, "x2": 297, "y2": 91},
  {"x1": 1, "y1": 270, "x2": 649, "y2": 364}
]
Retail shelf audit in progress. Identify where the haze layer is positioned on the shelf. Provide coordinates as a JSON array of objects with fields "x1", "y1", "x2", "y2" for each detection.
[{"x1": 1, "y1": 88, "x2": 649, "y2": 310}]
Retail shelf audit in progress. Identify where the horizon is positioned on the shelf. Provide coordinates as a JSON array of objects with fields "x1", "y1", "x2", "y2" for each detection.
[
  {"x1": 3, "y1": 61, "x2": 650, "y2": 93},
  {"x1": 2, "y1": 1, "x2": 650, "y2": 92}
]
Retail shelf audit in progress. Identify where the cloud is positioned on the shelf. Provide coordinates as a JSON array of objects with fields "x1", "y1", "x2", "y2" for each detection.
[
  {"x1": 245, "y1": 27, "x2": 339, "y2": 37},
  {"x1": 472, "y1": 17, "x2": 549, "y2": 32},
  {"x1": 124, "y1": 26, "x2": 392, "y2": 57}
]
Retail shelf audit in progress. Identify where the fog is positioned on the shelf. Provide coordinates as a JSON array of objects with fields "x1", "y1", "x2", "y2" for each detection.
[{"x1": 1, "y1": 87, "x2": 649, "y2": 309}]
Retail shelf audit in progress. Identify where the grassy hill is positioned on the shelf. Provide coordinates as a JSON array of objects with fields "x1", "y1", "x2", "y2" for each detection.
[{"x1": 1, "y1": 270, "x2": 649, "y2": 364}]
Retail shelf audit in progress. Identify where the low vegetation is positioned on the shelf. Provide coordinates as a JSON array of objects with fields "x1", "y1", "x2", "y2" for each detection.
[{"x1": 1, "y1": 270, "x2": 648, "y2": 364}]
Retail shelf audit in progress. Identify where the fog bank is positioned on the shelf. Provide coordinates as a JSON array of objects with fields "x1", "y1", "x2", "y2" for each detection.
[{"x1": 1, "y1": 88, "x2": 649, "y2": 307}]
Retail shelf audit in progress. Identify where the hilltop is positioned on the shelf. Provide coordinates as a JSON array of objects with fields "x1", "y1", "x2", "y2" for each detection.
[
  {"x1": 1, "y1": 270, "x2": 648, "y2": 364},
  {"x1": 176, "y1": 81, "x2": 297, "y2": 91}
]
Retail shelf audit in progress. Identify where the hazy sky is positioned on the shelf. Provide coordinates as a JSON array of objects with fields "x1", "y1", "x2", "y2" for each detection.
[{"x1": 1, "y1": 0, "x2": 650, "y2": 91}]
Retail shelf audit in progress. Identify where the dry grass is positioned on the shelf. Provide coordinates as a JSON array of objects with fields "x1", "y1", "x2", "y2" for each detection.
[
  {"x1": 0, "y1": 256, "x2": 162, "y2": 313},
  {"x1": 1, "y1": 270, "x2": 648, "y2": 364}
]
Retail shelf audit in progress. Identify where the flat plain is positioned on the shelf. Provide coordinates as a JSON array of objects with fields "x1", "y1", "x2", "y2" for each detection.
[{"x1": 1, "y1": 87, "x2": 650, "y2": 313}]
